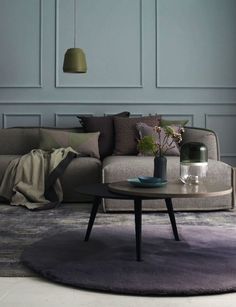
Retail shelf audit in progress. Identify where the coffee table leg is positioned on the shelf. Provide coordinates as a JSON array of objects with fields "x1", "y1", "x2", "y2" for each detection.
[
  {"x1": 134, "y1": 198, "x2": 142, "y2": 261},
  {"x1": 84, "y1": 196, "x2": 101, "y2": 242},
  {"x1": 165, "y1": 198, "x2": 180, "y2": 241}
]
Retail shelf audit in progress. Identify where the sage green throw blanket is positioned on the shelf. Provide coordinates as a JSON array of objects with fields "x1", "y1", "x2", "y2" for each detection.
[{"x1": 0, "y1": 147, "x2": 77, "y2": 210}]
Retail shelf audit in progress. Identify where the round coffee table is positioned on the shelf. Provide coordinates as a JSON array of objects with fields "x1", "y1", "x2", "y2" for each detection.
[
  {"x1": 109, "y1": 181, "x2": 232, "y2": 261},
  {"x1": 76, "y1": 182, "x2": 232, "y2": 261},
  {"x1": 108, "y1": 180, "x2": 232, "y2": 198}
]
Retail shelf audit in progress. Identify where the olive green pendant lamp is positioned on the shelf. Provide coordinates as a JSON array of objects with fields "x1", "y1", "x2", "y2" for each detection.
[{"x1": 63, "y1": 0, "x2": 87, "y2": 73}]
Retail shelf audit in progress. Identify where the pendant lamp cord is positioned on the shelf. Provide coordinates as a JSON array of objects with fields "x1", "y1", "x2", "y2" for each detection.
[{"x1": 74, "y1": 0, "x2": 76, "y2": 47}]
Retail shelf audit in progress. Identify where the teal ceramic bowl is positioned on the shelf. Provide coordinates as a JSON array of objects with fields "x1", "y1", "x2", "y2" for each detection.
[{"x1": 138, "y1": 176, "x2": 162, "y2": 184}]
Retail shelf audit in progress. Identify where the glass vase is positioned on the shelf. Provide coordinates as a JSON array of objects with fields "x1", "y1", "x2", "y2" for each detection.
[{"x1": 180, "y1": 142, "x2": 208, "y2": 184}]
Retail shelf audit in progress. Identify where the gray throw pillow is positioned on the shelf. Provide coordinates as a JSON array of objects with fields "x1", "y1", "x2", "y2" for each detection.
[
  {"x1": 39, "y1": 129, "x2": 100, "y2": 159},
  {"x1": 113, "y1": 116, "x2": 161, "y2": 155},
  {"x1": 136, "y1": 123, "x2": 181, "y2": 156}
]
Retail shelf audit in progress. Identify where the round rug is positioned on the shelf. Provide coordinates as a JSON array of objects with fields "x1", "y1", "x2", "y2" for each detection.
[{"x1": 21, "y1": 225, "x2": 236, "y2": 296}]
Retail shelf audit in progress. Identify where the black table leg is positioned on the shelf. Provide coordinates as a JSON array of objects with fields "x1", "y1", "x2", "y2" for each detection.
[
  {"x1": 84, "y1": 196, "x2": 101, "y2": 242},
  {"x1": 134, "y1": 198, "x2": 142, "y2": 261},
  {"x1": 165, "y1": 198, "x2": 180, "y2": 241}
]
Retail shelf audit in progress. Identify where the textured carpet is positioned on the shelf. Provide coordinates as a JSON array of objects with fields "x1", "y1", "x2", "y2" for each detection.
[
  {"x1": 21, "y1": 225, "x2": 236, "y2": 296},
  {"x1": 1, "y1": 202, "x2": 236, "y2": 277}
]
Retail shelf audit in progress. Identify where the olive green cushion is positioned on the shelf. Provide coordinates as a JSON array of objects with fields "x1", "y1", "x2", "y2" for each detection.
[
  {"x1": 39, "y1": 129, "x2": 100, "y2": 159},
  {"x1": 161, "y1": 119, "x2": 189, "y2": 127}
]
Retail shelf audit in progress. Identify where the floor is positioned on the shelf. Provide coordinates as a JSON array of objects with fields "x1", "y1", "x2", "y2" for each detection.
[
  {"x1": 0, "y1": 277, "x2": 235, "y2": 307},
  {"x1": 1, "y1": 204, "x2": 236, "y2": 306}
]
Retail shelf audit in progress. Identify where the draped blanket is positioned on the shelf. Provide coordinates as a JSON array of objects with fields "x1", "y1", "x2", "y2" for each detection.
[{"x1": 0, "y1": 147, "x2": 77, "y2": 210}]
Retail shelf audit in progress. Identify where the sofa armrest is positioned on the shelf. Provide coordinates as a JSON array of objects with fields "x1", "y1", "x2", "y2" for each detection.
[
  {"x1": 232, "y1": 167, "x2": 236, "y2": 210},
  {"x1": 182, "y1": 127, "x2": 220, "y2": 161}
]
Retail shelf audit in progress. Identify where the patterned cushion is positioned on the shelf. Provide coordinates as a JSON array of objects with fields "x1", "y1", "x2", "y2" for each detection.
[
  {"x1": 39, "y1": 129, "x2": 100, "y2": 159},
  {"x1": 113, "y1": 116, "x2": 160, "y2": 155},
  {"x1": 136, "y1": 123, "x2": 181, "y2": 156},
  {"x1": 77, "y1": 112, "x2": 130, "y2": 159}
]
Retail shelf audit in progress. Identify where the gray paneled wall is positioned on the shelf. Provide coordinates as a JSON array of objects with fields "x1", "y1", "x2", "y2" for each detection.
[
  {"x1": 0, "y1": 0, "x2": 42, "y2": 87},
  {"x1": 57, "y1": 0, "x2": 142, "y2": 87},
  {"x1": 0, "y1": 0, "x2": 236, "y2": 165},
  {"x1": 156, "y1": 0, "x2": 236, "y2": 88}
]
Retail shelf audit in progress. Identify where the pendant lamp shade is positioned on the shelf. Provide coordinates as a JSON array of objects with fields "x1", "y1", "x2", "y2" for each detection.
[{"x1": 63, "y1": 48, "x2": 87, "y2": 73}]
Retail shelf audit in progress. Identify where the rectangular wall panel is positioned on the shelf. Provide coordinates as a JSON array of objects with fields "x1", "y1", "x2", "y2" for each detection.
[
  {"x1": 55, "y1": 113, "x2": 93, "y2": 127},
  {"x1": 3, "y1": 114, "x2": 42, "y2": 128},
  {"x1": 104, "y1": 113, "x2": 143, "y2": 117},
  {"x1": 205, "y1": 114, "x2": 236, "y2": 158},
  {"x1": 56, "y1": 0, "x2": 142, "y2": 87},
  {"x1": 0, "y1": 0, "x2": 42, "y2": 87},
  {"x1": 156, "y1": 0, "x2": 236, "y2": 88}
]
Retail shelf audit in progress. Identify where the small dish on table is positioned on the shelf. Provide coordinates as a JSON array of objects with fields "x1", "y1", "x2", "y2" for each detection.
[
  {"x1": 128, "y1": 177, "x2": 168, "y2": 188},
  {"x1": 138, "y1": 176, "x2": 162, "y2": 184}
]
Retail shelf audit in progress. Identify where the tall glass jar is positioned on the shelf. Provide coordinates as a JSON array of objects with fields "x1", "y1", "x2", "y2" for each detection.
[{"x1": 180, "y1": 142, "x2": 208, "y2": 184}]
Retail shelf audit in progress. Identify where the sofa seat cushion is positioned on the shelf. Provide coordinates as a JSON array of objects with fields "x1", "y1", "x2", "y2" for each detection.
[
  {"x1": 0, "y1": 129, "x2": 39, "y2": 155},
  {"x1": 0, "y1": 155, "x2": 21, "y2": 182},
  {"x1": 102, "y1": 156, "x2": 233, "y2": 211},
  {"x1": 61, "y1": 157, "x2": 102, "y2": 202},
  {"x1": 0, "y1": 155, "x2": 101, "y2": 203}
]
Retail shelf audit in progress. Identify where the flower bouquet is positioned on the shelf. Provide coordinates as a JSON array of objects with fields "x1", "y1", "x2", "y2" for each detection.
[{"x1": 137, "y1": 124, "x2": 184, "y2": 180}]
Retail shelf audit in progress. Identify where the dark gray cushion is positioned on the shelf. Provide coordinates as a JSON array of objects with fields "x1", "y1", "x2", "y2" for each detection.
[
  {"x1": 113, "y1": 116, "x2": 161, "y2": 155},
  {"x1": 78, "y1": 112, "x2": 130, "y2": 159}
]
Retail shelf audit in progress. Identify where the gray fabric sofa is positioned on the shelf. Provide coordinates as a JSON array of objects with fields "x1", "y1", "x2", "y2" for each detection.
[
  {"x1": 0, "y1": 127, "x2": 235, "y2": 211},
  {"x1": 0, "y1": 128, "x2": 102, "y2": 204},
  {"x1": 102, "y1": 127, "x2": 235, "y2": 211}
]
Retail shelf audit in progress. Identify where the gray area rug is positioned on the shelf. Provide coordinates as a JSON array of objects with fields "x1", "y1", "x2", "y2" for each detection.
[
  {"x1": 21, "y1": 225, "x2": 236, "y2": 296},
  {"x1": 1, "y1": 202, "x2": 236, "y2": 277}
]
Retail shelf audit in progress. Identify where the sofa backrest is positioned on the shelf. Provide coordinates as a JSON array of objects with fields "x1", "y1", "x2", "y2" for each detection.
[
  {"x1": 182, "y1": 127, "x2": 219, "y2": 161},
  {"x1": 0, "y1": 128, "x2": 40, "y2": 155},
  {"x1": 0, "y1": 126, "x2": 219, "y2": 160},
  {"x1": 0, "y1": 127, "x2": 83, "y2": 155}
]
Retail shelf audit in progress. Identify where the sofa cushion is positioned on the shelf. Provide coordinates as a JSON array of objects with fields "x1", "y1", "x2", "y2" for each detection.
[
  {"x1": 102, "y1": 156, "x2": 233, "y2": 211},
  {"x1": 0, "y1": 155, "x2": 101, "y2": 203},
  {"x1": 0, "y1": 155, "x2": 21, "y2": 183},
  {"x1": 0, "y1": 129, "x2": 40, "y2": 155},
  {"x1": 60, "y1": 157, "x2": 102, "y2": 202},
  {"x1": 113, "y1": 116, "x2": 160, "y2": 155},
  {"x1": 78, "y1": 112, "x2": 130, "y2": 159},
  {"x1": 39, "y1": 129, "x2": 100, "y2": 159},
  {"x1": 160, "y1": 119, "x2": 189, "y2": 127},
  {"x1": 136, "y1": 123, "x2": 182, "y2": 156},
  {"x1": 182, "y1": 127, "x2": 218, "y2": 160}
]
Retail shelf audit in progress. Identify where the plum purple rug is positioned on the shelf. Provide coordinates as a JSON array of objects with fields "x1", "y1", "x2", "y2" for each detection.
[{"x1": 21, "y1": 225, "x2": 236, "y2": 296}]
